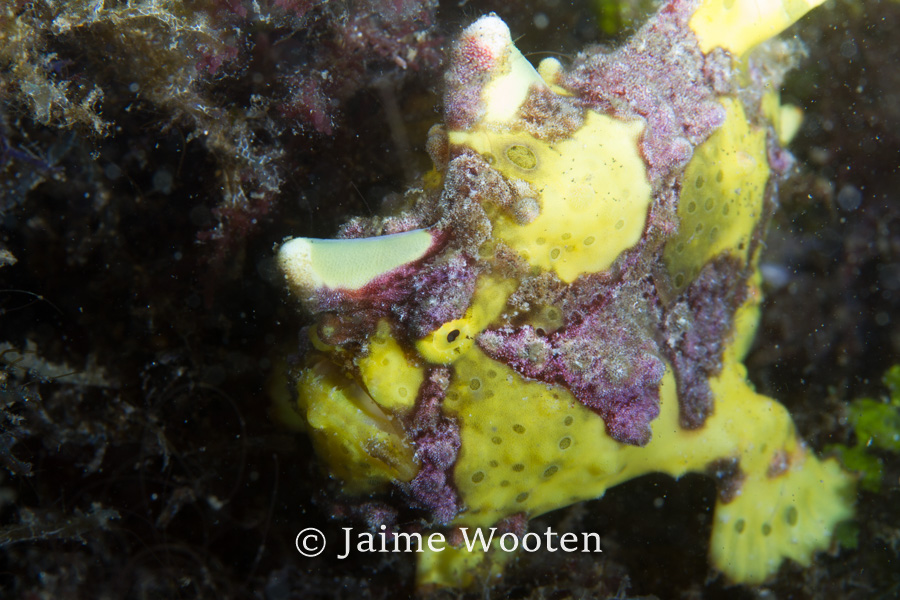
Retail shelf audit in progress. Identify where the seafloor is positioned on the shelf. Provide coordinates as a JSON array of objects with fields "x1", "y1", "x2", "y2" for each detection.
[{"x1": 1, "y1": 0, "x2": 898, "y2": 598}]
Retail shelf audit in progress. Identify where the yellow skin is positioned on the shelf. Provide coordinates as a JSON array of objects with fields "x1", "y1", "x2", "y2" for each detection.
[{"x1": 273, "y1": 0, "x2": 854, "y2": 590}]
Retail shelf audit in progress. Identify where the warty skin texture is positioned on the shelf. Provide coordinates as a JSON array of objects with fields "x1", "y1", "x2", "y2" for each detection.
[{"x1": 272, "y1": 0, "x2": 855, "y2": 589}]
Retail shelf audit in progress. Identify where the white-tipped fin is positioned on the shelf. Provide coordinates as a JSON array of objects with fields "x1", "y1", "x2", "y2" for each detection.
[{"x1": 464, "y1": 15, "x2": 547, "y2": 126}]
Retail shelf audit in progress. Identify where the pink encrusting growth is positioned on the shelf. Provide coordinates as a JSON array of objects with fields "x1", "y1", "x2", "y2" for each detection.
[
  {"x1": 478, "y1": 325, "x2": 664, "y2": 446},
  {"x1": 561, "y1": 0, "x2": 730, "y2": 183},
  {"x1": 401, "y1": 254, "x2": 479, "y2": 338},
  {"x1": 280, "y1": 78, "x2": 335, "y2": 135},
  {"x1": 479, "y1": 277, "x2": 667, "y2": 446},
  {"x1": 663, "y1": 257, "x2": 749, "y2": 428},
  {"x1": 405, "y1": 368, "x2": 461, "y2": 525},
  {"x1": 300, "y1": 235, "x2": 485, "y2": 350},
  {"x1": 277, "y1": 0, "x2": 442, "y2": 134}
]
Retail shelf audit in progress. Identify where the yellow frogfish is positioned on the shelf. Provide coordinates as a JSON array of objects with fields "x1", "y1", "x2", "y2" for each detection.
[{"x1": 271, "y1": 0, "x2": 855, "y2": 589}]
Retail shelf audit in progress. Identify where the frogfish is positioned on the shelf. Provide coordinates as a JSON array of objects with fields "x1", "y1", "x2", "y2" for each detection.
[{"x1": 271, "y1": 0, "x2": 855, "y2": 588}]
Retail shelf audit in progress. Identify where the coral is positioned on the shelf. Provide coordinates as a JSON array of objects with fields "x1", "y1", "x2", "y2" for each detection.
[
  {"x1": 0, "y1": 0, "x2": 442, "y2": 288},
  {"x1": 272, "y1": 0, "x2": 855, "y2": 591}
]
